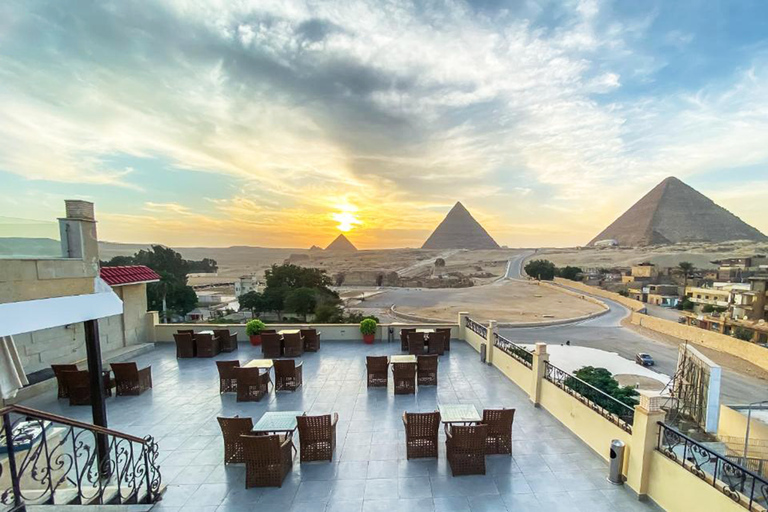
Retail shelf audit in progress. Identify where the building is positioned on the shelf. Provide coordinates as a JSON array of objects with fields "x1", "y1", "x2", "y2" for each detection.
[
  {"x1": 732, "y1": 277, "x2": 768, "y2": 322},
  {"x1": 713, "y1": 255, "x2": 768, "y2": 282},
  {"x1": 234, "y1": 275, "x2": 259, "y2": 297},
  {"x1": 623, "y1": 262, "x2": 659, "y2": 283}
]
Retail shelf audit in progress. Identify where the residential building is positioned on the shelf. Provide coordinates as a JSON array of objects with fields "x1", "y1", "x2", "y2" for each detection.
[
  {"x1": 234, "y1": 275, "x2": 259, "y2": 296},
  {"x1": 713, "y1": 255, "x2": 768, "y2": 282}
]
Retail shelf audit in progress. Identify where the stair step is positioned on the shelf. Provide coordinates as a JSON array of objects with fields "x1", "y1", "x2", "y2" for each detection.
[{"x1": 27, "y1": 505, "x2": 153, "y2": 512}]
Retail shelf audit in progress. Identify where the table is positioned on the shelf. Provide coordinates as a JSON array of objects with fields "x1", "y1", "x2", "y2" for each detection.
[
  {"x1": 199, "y1": 330, "x2": 214, "y2": 335},
  {"x1": 278, "y1": 329, "x2": 301, "y2": 335},
  {"x1": 390, "y1": 355, "x2": 417, "y2": 364},
  {"x1": 245, "y1": 359, "x2": 274, "y2": 370},
  {"x1": 439, "y1": 404, "x2": 482, "y2": 425},
  {"x1": 252, "y1": 411, "x2": 304, "y2": 434},
  {"x1": 416, "y1": 328, "x2": 435, "y2": 334}
]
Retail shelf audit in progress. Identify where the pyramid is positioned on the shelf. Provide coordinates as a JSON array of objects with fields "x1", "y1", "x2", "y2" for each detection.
[
  {"x1": 325, "y1": 234, "x2": 358, "y2": 252},
  {"x1": 589, "y1": 177, "x2": 767, "y2": 247},
  {"x1": 422, "y1": 202, "x2": 500, "y2": 250}
]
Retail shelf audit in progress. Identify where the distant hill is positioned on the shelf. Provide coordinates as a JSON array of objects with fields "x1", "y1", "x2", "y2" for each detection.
[
  {"x1": 589, "y1": 177, "x2": 767, "y2": 247},
  {"x1": 0, "y1": 237, "x2": 61, "y2": 257},
  {"x1": 422, "y1": 202, "x2": 500, "y2": 250}
]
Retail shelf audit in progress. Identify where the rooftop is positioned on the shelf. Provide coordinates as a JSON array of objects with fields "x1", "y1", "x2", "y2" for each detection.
[{"x1": 100, "y1": 265, "x2": 161, "y2": 286}]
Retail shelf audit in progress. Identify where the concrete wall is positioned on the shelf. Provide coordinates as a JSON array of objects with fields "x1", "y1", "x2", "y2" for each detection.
[
  {"x1": 718, "y1": 404, "x2": 768, "y2": 441},
  {"x1": 463, "y1": 327, "x2": 485, "y2": 353},
  {"x1": 492, "y1": 348, "x2": 533, "y2": 396},
  {"x1": 646, "y1": 452, "x2": 746, "y2": 512},
  {"x1": 0, "y1": 259, "x2": 95, "y2": 304},
  {"x1": 630, "y1": 312, "x2": 768, "y2": 372},
  {"x1": 553, "y1": 277, "x2": 646, "y2": 311}
]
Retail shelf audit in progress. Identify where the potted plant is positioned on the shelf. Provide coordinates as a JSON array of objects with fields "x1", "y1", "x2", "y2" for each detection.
[
  {"x1": 246, "y1": 319, "x2": 267, "y2": 346},
  {"x1": 360, "y1": 318, "x2": 377, "y2": 344}
]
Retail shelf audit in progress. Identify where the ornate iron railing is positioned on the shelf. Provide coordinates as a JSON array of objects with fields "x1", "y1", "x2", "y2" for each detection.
[
  {"x1": 493, "y1": 333, "x2": 533, "y2": 369},
  {"x1": 1, "y1": 404, "x2": 161, "y2": 508},
  {"x1": 465, "y1": 317, "x2": 487, "y2": 339},
  {"x1": 543, "y1": 362, "x2": 635, "y2": 433},
  {"x1": 658, "y1": 422, "x2": 768, "y2": 510}
]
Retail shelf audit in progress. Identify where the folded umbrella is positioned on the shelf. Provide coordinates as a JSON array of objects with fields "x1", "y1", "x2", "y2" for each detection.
[{"x1": 0, "y1": 335, "x2": 28, "y2": 400}]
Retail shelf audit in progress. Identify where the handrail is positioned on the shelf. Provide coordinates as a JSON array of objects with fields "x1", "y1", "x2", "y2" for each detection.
[
  {"x1": 493, "y1": 332, "x2": 533, "y2": 368},
  {"x1": 0, "y1": 404, "x2": 147, "y2": 444}
]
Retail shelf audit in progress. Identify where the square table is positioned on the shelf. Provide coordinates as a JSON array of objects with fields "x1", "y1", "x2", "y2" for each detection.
[
  {"x1": 244, "y1": 359, "x2": 274, "y2": 370},
  {"x1": 278, "y1": 329, "x2": 301, "y2": 336},
  {"x1": 252, "y1": 411, "x2": 304, "y2": 435},
  {"x1": 416, "y1": 328, "x2": 435, "y2": 334},
  {"x1": 198, "y1": 330, "x2": 214, "y2": 335},
  {"x1": 390, "y1": 355, "x2": 417, "y2": 364},
  {"x1": 439, "y1": 404, "x2": 482, "y2": 426}
]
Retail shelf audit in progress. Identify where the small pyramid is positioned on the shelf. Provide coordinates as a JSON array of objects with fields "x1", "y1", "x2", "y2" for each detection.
[
  {"x1": 308, "y1": 245, "x2": 323, "y2": 252},
  {"x1": 325, "y1": 234, "x2": 358, "y2": 252},
  {"x1": 589, "y1": 177, "x2": 767, "y2": 246},
  {"x1": 422, "y1": 202, "x2": 500, "y2": 250}
]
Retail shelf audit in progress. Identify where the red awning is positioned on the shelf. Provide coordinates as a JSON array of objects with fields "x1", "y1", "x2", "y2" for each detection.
[{"x1": 99, "y1": 265, "x2": 161, "y2": 286}]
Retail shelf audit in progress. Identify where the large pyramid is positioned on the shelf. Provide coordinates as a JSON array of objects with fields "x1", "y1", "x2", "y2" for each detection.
[
  {"x1": 589, "y1": 177, "x2": 767, "y2": 247},
  {"x1": 325, "y1": 233, "x2": 358, "y2": 252},
  {"x1": 422, "y1": 202, "x2": 500, "y2": 250}
]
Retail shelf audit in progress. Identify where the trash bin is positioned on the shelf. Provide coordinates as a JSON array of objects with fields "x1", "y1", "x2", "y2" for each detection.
[
  {"x1": 480, "y1": 344, "x2": 487, "y2": 363},
  {"x1": 608, "y1": 439, "x2": 625, "y2": 485}
]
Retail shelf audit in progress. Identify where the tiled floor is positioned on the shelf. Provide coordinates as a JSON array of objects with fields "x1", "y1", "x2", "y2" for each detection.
[{"x1": 23, "y1": 340, "x2": 662, "y2": 511}]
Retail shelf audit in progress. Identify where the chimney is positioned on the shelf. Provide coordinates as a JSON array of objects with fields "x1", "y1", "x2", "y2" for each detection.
[{"x1": 59, "y1": 200, "x2": 100, "y2": 271}]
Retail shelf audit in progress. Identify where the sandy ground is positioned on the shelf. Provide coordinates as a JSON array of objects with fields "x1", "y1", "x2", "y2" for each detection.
[
  {"x1": 622, "y1": 316, "x2": 768, "y2": 383},
  {"x1": 394, "y1": 279, "x2": 604, "y2": 323}
]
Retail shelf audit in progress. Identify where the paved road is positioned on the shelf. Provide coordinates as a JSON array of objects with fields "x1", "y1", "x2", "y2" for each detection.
[
  {"x1": 644, "y1": 303, "x2": 683, "y2": 322},
  {"x1": 499, "y1": 295, "x2": 766, "y2": 405}
]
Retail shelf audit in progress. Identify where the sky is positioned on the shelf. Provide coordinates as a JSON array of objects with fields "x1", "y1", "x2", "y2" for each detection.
[{"x1": 1, "y1": 0, "x2": 767, "y2": 249}]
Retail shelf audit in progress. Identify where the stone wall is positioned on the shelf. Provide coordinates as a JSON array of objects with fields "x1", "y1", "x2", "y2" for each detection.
[{"x1": 552, "y1": 277, "x2": 646, "y2": 311}]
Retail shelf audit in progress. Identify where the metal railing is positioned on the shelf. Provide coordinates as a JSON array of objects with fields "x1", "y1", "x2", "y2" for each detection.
[
  {"x1": 543, "y1": 362, "x2": 635, "y2": 433},
  {"x1": 1, "y1": 404, "x2": 162, "y2": 508},
  {"x1": 658, "y1": 422, "x2": 768, "y2": 510},
  {"x1": 465, "y1": 317, "x2": 487, "y2": 338},
  {"x1": 493, "y1": 333, "x2": 533, "y2": 369}
]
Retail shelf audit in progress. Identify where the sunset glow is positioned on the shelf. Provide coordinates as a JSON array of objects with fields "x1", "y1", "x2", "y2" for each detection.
[{"x1": 332, "y1": 211, "x2": 362, "y2": 232}]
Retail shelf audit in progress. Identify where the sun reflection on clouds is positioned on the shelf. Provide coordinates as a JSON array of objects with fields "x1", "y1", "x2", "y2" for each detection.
[{"x1": 331, "y1": 204, "x2": 362, "y2": 232}]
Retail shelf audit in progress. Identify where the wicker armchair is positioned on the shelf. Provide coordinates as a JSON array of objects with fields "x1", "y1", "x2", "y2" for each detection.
[
  {"x1": 235, "y1": 367, "x2": 270, "y2": 402},
  {"x1": 242, "y1": 434, "x2": 294, "y2": 488},
  {"x1": 217, "y1": 416, "x2": 253, "y2": 464},
  {"x1": 366, "y1": 356, "x2": 389, "y2": 387},
  {"x1": 392, "y1": 362, "x2": 416, "y2": 395},
  {"x1": 400, "y1": 328, "x2": 416, "y2": 351},
  {"x1": 482, "y1": 409, "x2": 515, "y2": 455},
  {"x1": 427, "y1": 332, "x2": 446, "y2": 355},
  {"x1": 300, "y1": 329, "x2": 321, "y2": 352},
  {"x1": 196, "y1": 333, "x2": 221, "y2": 358},
  {"x1": 297, "y1": 413, "x2": 338, "y2": 462},
  {"x1": 61, "y1": 370, "x2": 94, "y2": 405},
  {"x1": 216, "y1": 360, "x2": 240, "y2": 393},
  {"x1": 52, "y1": 364, "x2": 79, "y2": 399},
  {"x1": 437, "y1": 328, "x2": 452, "y2": 351},
  {"x1": 274, "y1": 359, "x2": 303, "y2": 391},
  {"x1": 261, "y1": 332, "x2": 282, "y2": 358},
  {"x1": 283, "y1": 332, "x2": 304, "y2": 357},
  {"x1": 417, "y1": 355, "x2": 438, "y2": 386},
  {"x1": 407, "y1": 332, "x2": 425, "y2": 355},
  {"x1": 446, "y1": 424, "x2": 488, "y2": 476},
  {"x1": 214, "y1": 329, "x2": 238, "y2": 352},
  {"x1": 173, "y1": 332, "x2": 196, "y2": 358},
  {"x1": 110, "y1": 362, "x2": 152, "y2": 396},
  {"x1": 403, "y1": 411, "x2": 440, "y2": 459}
]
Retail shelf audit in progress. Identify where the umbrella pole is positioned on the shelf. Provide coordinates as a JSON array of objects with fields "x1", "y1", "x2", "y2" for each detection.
[{"x1": 84, "y1": 320, "x2": 109, "y2": 478}]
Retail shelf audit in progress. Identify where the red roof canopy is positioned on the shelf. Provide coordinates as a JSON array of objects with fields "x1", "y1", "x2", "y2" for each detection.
[{"x1": 99, "y1": 265, "x2": 161, "y2": 286}]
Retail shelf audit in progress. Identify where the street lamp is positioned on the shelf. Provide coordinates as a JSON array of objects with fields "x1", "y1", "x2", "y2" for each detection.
[{"x1": 743, "y1": 400, "x2": 768, "y2": 460}]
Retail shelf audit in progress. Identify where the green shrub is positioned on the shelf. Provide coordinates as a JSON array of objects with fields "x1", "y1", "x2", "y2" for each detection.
[
  {"x1": 360, "y1": 318, "x2": 377, "y2": 335},
  {"x1": 524, "y1": 259, "x2": 557, "y2": 281},
  {"x1": 734, "y1": 327, "x2": 754, "y2": 341},
  {"x1": 245, "y1": 319, "x2": 266, "y2": 336}
]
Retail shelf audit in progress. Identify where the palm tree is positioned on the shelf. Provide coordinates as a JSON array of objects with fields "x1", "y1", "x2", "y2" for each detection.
[{"x1": 678, "y1": 262, "x2": 695, "y2": 291}]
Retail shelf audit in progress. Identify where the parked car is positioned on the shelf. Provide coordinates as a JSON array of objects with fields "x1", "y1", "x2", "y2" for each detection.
[{"x1": 635, "y1": 353, "x2": 654, "y2": 366}]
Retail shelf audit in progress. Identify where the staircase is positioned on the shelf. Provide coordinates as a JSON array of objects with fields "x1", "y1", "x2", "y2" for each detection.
[{"x1": 1, "y1": 405, "x2": 162, "y2": 511}]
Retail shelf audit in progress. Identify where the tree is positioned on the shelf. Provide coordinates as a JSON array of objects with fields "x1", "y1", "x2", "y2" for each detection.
[
  {"x1": 261, "y1": 287, "x2": 286, "y2": 319},
  {"x1": 238, "y1": 291, "x2": 265, "y2": 317},
  {"x1": 678, "y1": 262, "x2": 695, "y2": 290},
  {"x1": 265, "y1": 263, "x2": 332, "y2": 291},
  {"x1": 567, "y1": 366, "x2": 639, "y2": 414},
  {"x1": 314, "y1": 303, "x2": 344, "y2": 323},
  {"x1": 524, "y1": 259, "x2": 557, "y2": 281},
  {"x1": 558, "y1": 266, "x2": 583, "y2": 281},
  {"x1": 285, "y1": 287, "x2": 317, "y2": 321},
  {"x1": 734, "y1": 327, "x2": 754, "y2": 341},
  {"x1": 434, "y1": 258, "x2": 446, "y2": 268}
]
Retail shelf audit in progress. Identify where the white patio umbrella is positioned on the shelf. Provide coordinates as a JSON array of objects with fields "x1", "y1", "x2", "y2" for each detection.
[{"x1": 0, "y1": 335, "x2": 28, "y2": 399}]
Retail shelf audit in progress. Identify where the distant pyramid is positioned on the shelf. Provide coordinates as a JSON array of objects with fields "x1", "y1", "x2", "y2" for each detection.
[
  {"x1": 589, "y1": 177, "x2": 767, "y2": 247},
  {"x1": 422, "y1": 202, "x2": 500, "y2": 250},
  {"x1": 308, "y1": 245, "x2": 323, "y2": 252},
  {"x1": 325, "y1": 234, "x2": 358, "y2": 252}
]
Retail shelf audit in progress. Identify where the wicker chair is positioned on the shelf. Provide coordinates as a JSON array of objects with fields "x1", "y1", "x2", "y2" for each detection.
[
  {"x1": 214, "y1": 329, "x2": 238, "y2": 352},
  {"x1": 427, "y1": 332, "x2": 446, "y2": 355},
  {"x1": 261, "y1": 332, "x2": 282, "y2": 358},
  {"x1": 173, "y1": 332, "x2": 196, "y2": 358},
  {"x1": 110, "y1": 362, "x2": 152, "y2": 396},
  {"x1": 403, "y1": 411, "x2": 440, "y2": 459},
  {"x1": 417, "y1": 355, "x2": 438, "y2": 386},
  {"x1": 217, "y1": 416, "x2": 253, "y2": 464},
  {"x1": 407, "y1": 332, "x2": 425, "y2": 355},
  {"x1": 242, "y1": 434, "x2": 294, "y2": 488},
  {"x1": 297, "y1": 413, "x2": 338, "y2": 462},
  {"x1": 283, "y1": 332, "x2": 304, "y2": 357},
  {"x1": 216, "y1": 360, "x2": 240, "y2": 393},
  {"x1": 195, "y1": 333, "x2": 221, "y2": 358},
  {"x1": 61, "y1": 370, "x2": 94, "y2": 406},
  {"x1": 366, "y1": 356, "x2": 389, "y2": 387},
  {"x1": 52, "y1": 364, "x2": 79, "y2": 399},
  {"x1": 400, "y1": 328, "x2": 416, "y2": 351},
  {"x1": 446, "y1": 424, "x2": 488, "y2": 476},
  {"x1": 235, "y1": 367, "x2": 269, "y2": 402},
  {"x1": 300, "y1": 329, "x2": 321, "y2": 352},
  {"x1": 482, "y1": 409, "x2": 515, "y2": 455},
  {"x1": 437, "y1": 328, "x2": 452, "y2": 351},
  {"x1": 392, "y1": 362, "x2": 416, "y2": 395},
  {"x1": 274, "y1": 359, "x2": 303, "y2": 391}
]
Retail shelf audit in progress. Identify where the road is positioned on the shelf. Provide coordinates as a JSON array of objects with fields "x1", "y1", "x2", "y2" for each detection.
[{"x1": 498, "y1": 295, "x2": 765, "y2": 405}]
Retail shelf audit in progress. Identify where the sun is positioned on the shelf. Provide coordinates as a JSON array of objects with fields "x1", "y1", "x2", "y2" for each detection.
[{"x1": 331, "y1": 207, "x2": 362, "y2": 232}]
